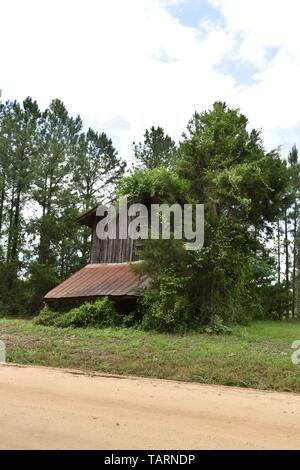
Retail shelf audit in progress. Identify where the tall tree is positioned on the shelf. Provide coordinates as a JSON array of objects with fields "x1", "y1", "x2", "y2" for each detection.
[
  {"x1": 288, "y1": 145, "x2": 300, "y2": 317},
  {"x1": 0, "y1": 104, "x2": 10, "y2": 243},
  {"x1": 133, "y1": 126, "x2": 177, "y2": 170},
  {"x1": 72, "y1": 128, "x2": 126, "y2": 261},
  {"x1": 31, "y1": 99, "x2": 82, "y2": 266},
  {"x1": 0, "y1": 98, "x2": 40, "y2": 314},
  {"x1": 0, "y1": 96, "x2": 125, "y2": 314},
  {"x1": 284, "y1": 202, "x2": 290, "y2": 293},
  {"x1": 73, "y1": 128, "x2": 126, "y2": 209},
  {"x1": 0, "y1": 99, "x2": 39, "y2": 272},
  {"x1": 26, "y1": 100, "x2": 82, "y2": 310},
  {"x1": 121, "y1": 103, "x2": 291, "y2": 329},
  {"x1": 277, "y1": 219, "x2": 282, "y2": 284},
  {"x1": 177, "y1": 103, "x2": 290, "y2": 322}
]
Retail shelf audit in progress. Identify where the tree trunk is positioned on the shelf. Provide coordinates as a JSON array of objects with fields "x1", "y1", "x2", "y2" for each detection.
[
  {"x1": 10, "y1": 183, "x2": 21, "y2": 265},
  {"x1": 6, "y1": 185, "x2": 15, "y2": 263},
  {"x1": 284, "y1": 205, "x2": 290, "y2": 316},
  {"x1": 277, "y1": 219, "x2": 281, "y2": 284},
  {"x1": 298, "y1": 277, "x2": 300, "y2": 316},
  {"x1": 0, "y1": 172, "x2": 5, "y2": 238},
  {"x1": 292, "y1": 202, "x2": 297, "y2": 318}
]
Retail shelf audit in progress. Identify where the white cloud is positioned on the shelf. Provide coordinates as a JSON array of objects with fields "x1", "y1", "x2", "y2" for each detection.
[
  {"x1": 1, "y1": 0, "x2": 300, "y2": 162},
  {"x1": 209, "y1": 0, "x2": 300, "y2": 154},
  {"x1": 0, "y1": 0, "x2": 236, "y2": 161}
]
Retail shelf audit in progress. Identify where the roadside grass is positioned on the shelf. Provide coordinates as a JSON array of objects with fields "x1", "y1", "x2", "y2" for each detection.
[{"x1": 0, "y1": 318, "x2": 300, "y2": 392}]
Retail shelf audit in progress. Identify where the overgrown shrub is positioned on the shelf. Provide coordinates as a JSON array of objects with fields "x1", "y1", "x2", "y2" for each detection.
[
  {"x1": 199, "y1": 316, "x2": 232, "y2": 335},
  {"x1": 139, "y1": 268, "x2": 192, "y2": 332},
  {"x1": 34, "y1": 306, "x2": 60, "y2": 326},
  {"x1": 121, "y1": 312, "x2": 137, "y2": 328},
  {"x1": 59, "y1": 298, "x2": 120, "y2": 328},
  {"x1": 35, "y1": 298, "x2": 121, "y2": 328}
]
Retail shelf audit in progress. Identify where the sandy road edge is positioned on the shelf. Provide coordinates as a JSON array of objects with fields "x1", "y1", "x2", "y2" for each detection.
[{"x1": 1, "y1": 361, "x2": 299, "y2": 398}]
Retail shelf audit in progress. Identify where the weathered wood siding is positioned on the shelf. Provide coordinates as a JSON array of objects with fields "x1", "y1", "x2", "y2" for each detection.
[{"x1": 90, "y1": 214, "x2": 137, "y2": 263}]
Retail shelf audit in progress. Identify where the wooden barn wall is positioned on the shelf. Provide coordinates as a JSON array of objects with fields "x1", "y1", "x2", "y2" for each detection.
[{"x1": 90, "y1": 214, "x2": 137, "y2": 263}]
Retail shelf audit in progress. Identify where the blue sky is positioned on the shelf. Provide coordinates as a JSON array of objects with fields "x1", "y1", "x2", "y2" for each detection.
[
  {"x1": 1, "y1": 0, "x2": 299, "y2": 162},
  {"x1": 168, "y1": 0, "x2": 258, "y2": 85},
  {"x1": 167, "y1": 0, "x2": 224, "y2": 28}
]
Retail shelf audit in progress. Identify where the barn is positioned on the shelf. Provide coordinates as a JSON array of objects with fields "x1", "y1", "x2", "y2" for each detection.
[{"x1": 44, "y1": 206, "x2": 150, "y2": 311}]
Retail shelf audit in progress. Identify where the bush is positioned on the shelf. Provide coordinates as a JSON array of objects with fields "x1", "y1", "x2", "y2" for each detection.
[
  {"x1": 59, "y1": 298, "x2": 120, "y2": 328},
  {"x1": 34, "y1": 307, "x2": 60, "y2": 326},
  {"x1": 199, "y1": 316, "x2": 232, "y2": 335},
  {"x1": 35, "y1": 298, "x2": 121, "y2": 329},
  {"x1": 139, "y1": 268, "x2": 191, "y2": 332},
  {"x1": 121, "y1": 312, "x2": 137, "y2": 328}
]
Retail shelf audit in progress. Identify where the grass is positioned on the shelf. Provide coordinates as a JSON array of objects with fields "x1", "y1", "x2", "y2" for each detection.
[{"x1": 1, "y1": 317, "x2": 300, "y2": 393}]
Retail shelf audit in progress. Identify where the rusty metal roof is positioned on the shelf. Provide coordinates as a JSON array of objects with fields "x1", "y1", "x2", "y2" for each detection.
[{"x1": 44, "y1": 263, "x2": 150, "y2": 300}]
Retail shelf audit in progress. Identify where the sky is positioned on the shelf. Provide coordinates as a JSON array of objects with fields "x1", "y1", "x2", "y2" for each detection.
[{"x1": 1, "y1": 0, "x2": 300, "y2": 164}]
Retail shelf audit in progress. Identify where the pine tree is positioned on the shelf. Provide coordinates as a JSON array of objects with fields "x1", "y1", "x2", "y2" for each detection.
[
  {"x1": 72, "y1": 128, "x2": 126, "y2": 261},
  {"x1": 288, "y1": 145, "x2": 300, "y2": 317},
  {"x1": 133, "y1": 126, "x2": 177, "y2": 170}
]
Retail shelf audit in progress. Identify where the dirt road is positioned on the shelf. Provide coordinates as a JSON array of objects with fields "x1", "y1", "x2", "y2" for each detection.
[{"x1": 0, "y1": 363, "x2": 299, "y2": 449}]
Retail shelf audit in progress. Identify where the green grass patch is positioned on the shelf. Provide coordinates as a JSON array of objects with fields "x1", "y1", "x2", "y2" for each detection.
[{"x1": 1, "y1": 318, "x2": 300, "y2": 392}]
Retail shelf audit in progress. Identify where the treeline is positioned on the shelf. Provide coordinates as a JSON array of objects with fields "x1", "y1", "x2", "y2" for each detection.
[
  {"x1": 276, "y1": 145, "x2": 300, "y2": 317},
  {"x1": 1, "y1": 97, "x2": 300, "y2": 326},
  {"x1": 0, "y1": 98, "x2": 125, "y2": 314}
]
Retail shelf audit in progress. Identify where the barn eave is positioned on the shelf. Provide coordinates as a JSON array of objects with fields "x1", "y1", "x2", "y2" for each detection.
[{"x1": 44, "y1": 262, "x2": 150, "y2": 302}]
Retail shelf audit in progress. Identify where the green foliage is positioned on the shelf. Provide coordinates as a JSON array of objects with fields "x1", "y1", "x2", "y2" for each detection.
[
  {"x1": 133, "y1": 126, "x2": 177, "y2": 170},
  {"x1": 59, "y1": 298, "x2": 120, "y2": 328},
  {"x1": 200, "y1": 316, "x2": 232, "y2": 335},
  {"x1": 26, "y1": 264, "x2": 59, "y2": 314},
  {"x1": 73, "y1": 128, "x2": 126, "y2": 213},
  {"x1": 35, "y1": 298, "x2": 121, "y2": 329},
  {"x1": 140, "y1": 267, "x2": 190, "y2": 332},
  {"x1": 117, "y1": 167, "x2": 190, "y2": 206},
  {"x1": 0, "y1": 97, "x2": 125, "y2": 315},
  {"x1": 3, "y1": 317, "x2": 300, "y2": 393},
  {"x1": 127, "y1": 102, "x2": 291, "y2": 330},
  {"x1": 34, "y1": 306, "x2": 61, "y2": 326},
  {"x1": 261, "y1": 284, "x2": 292, "y2": 320},
  {"x1": 120, "y1": 311, "x2": 136, "y2": 328},
  {"x1": 0, "y1": 98, "x2": 295, "y2": 327}
]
